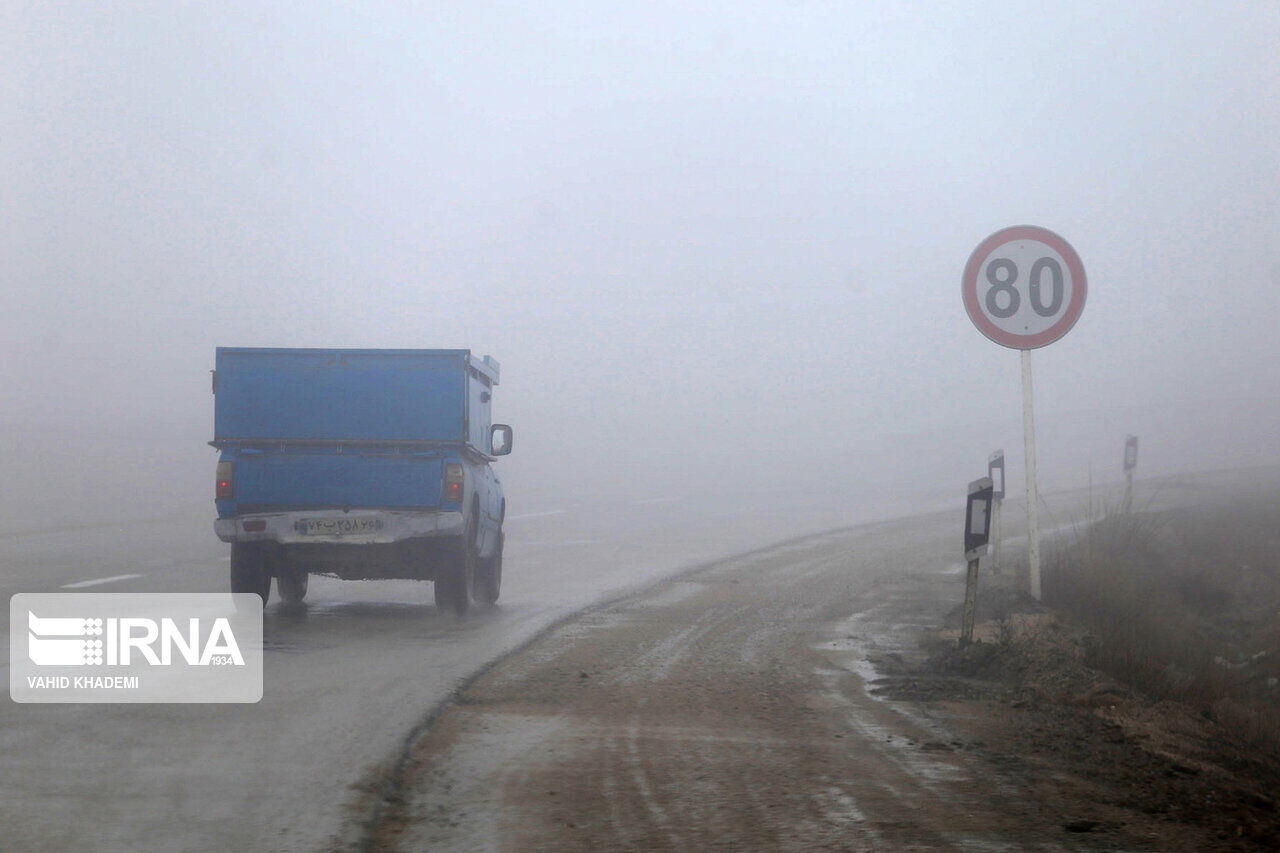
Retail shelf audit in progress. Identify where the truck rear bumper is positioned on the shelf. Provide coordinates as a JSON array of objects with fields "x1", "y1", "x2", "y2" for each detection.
[{"x1": 215, "y1": 509, "x2": 465, "y2": 545}]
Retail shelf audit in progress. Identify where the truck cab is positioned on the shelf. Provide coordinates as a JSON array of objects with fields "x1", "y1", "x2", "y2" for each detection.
[{"x1": 210, "y1": 348, "x2": 512, "y2": 614}]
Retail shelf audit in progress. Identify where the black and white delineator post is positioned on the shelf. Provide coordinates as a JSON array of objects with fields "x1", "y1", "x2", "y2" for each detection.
[
  {"x1": 962, "y1": 225, "x2": 1088, "y2": 601},
  {"x1": 987, "y1": 450, "x2": 1005, "y2": 573},
  {"x1": 961, "y1": 477, "x2": 995, "y2": 649},
  {"x1": 1123, "y1": 435, "x2": 1139, "y2": 514}
]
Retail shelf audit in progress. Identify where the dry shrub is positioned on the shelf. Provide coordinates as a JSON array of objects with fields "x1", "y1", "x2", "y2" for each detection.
[
  {"x1": 1041, "y1": 497, "x2": 1280, "y2": 755},
  {"x1": 1045, "y1": 511, "x2": 1184, "y2": 692},
  {"x1": 1212, "y1": 696, "x2": 1280, "y2": 757}
]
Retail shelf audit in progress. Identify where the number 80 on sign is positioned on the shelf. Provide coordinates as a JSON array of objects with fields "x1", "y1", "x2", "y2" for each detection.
[{"x1": 962, "y1": 225, "x2": 1087, "y2": 350}]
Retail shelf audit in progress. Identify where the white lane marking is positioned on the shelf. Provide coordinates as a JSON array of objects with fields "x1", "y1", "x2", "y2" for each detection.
[
  {"x1": 60, "y1": 573, "x2": 144, "y2": 589},
  {"x1": 506, "y1": 509, "x2": 568, "y2": 521}
]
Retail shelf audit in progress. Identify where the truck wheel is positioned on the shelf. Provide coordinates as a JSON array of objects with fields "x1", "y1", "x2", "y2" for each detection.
[
  {"x1": 435, "y1": 516, "x2": 478, "y2": 615},
  {"x1": 475, "y1": 532, "x2": 503, "y2": 605},
  {"x1": 230, "y1": 542, "x2": 271, "y2": 604},
  {"x1": 277, "y1": 570, "x2": 308, "y2": 604}
]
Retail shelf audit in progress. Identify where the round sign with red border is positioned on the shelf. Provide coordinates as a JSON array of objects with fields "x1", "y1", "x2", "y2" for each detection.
[{"x1": 962, "y1": 225, "x2": 1087, "y2": 349}]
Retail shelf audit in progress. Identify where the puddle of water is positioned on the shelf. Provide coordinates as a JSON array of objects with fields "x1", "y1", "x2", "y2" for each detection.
[{"x1": 812, "y1": 668, "x2": 969, "y2": 790}]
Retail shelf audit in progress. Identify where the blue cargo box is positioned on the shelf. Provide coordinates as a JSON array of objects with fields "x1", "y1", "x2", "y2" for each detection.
[{"x1": 213, "y1": 348, "x2": 498, "y2": 446}]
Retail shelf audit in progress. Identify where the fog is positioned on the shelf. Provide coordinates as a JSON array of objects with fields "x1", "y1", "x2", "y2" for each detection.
[{"x1": 3, "y1": 2, "x2": 1278, "y2": 530}]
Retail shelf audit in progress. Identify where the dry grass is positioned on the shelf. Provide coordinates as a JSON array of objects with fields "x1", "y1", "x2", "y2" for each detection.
[{"x1": 1038, "y1": 494, "x2": 1280, "y2": 755}]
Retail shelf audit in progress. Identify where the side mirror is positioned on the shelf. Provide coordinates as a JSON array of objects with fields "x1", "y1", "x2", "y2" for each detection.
[{"x1": 490, "y1": 424, "x2": 513, "y2": 456}]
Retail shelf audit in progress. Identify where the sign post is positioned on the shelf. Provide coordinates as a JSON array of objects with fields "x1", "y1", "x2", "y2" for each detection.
[
  {"x1": 963, "y1": 226, "x2": 1087, "y2": 600},
  {"x1": 961, "y1": 477, "x2": 995, "y2": 648},
  {"x1": 1021, "y1": 351, "x2": 1041, "y2": 597},
  {"x1": 1123, "y1": 435, "x2": 1139, "y2": 514}
]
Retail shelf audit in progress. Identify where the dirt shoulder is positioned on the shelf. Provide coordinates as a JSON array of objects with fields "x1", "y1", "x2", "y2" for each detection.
[
  {"x1": 890, "y1": 490, "x2": 1280, "y2": 852},
  {"x1": 879, "y1": 616, "x2": 1280, "y2": 852},
  {"x1": 345, "y1": 509, "x2": 1237, "y2": 852}
]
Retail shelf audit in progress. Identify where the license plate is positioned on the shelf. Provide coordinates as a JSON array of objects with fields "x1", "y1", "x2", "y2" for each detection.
[{"x1": 297, "y1": 517, "x2": 383, "y2": 536}]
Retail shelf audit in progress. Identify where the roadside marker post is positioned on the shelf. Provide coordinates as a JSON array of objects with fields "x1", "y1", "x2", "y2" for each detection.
[
  {"x1": 961, "y1": 477, "x2": 995, "y2": 649},
  {"x1": 1123, "y1": 435, "x2": 1139, "y2": 514},
  {"x1": 963, "y1": 225, "x2": 1087, "y2": 600},
  {"x1": 987, "y1": 450, "x2": 1005, "y2": 573}
]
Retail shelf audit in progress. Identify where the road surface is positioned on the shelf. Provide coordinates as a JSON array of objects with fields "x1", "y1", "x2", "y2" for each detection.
[
  {"x1": 1, "y1": 486, "x2": 944, "y2": 852},
  {"x1": 363, "y1": 513, "x2": 1086, "y2": 851},
  {"x1": 1, "y1": 471, "x2": 1237, "y2": 851}
]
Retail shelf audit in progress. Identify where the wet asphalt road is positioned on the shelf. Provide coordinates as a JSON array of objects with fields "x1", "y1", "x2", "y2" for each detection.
[
  {"x1": 2, "y1": 469, "x2": 1250, "y2": 852},
  {"x1": 1, "y1": 489, "x2": 944, "y2": 852}
]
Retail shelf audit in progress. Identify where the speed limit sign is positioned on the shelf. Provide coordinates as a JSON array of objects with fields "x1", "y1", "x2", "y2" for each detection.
[{"x1": 962, "y1": 225, "x2": 1087, "y2": 349}]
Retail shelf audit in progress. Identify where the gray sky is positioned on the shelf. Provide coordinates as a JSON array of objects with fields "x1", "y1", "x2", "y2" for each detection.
[{"x1": 3, "y1": 1, "x2": 1278, "y2": 524}]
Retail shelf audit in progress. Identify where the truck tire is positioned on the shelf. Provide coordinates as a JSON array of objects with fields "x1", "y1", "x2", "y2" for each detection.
[
  {"x1": 230, "y1": 542, "x2": 271, "y2": 604},
  {"x1": 475, "y1": 531, "x2": 503, "y2": 605},
  {"x1": 277, "y1": 570, "x2": 308, "y2": 604},
  {"x1": 434, "y1": 516, "x2": 478, "y2": 615}
]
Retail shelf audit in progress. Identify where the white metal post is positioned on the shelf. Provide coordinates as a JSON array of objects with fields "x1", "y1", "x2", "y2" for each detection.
[{"x1": 1021, "y1": 350, "x2": 1041, "y2": 599}]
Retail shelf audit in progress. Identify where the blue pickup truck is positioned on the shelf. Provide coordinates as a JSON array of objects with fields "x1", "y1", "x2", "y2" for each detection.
[{"x1": 210, "y1": 348, "x2": 512, "y2": 613}]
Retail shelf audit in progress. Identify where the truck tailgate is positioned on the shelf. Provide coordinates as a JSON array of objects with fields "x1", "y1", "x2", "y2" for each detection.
[{"x1": 234, "y1": 453, "x2": 443, "y2": 510}]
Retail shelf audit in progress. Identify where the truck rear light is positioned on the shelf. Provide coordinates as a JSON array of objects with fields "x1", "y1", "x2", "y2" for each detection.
[
  {"x1": 216, "y1": 461, "x2": 234, "y2": 499},
  {"x1": 242, "y1": 519, "x2": 266, "y2": 532},
  {"x1": 444, "y1": 463, "x2": 464, "y2": 502}
]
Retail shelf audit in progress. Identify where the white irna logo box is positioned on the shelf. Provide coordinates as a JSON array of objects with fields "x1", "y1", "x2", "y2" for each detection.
[{"x1": 10, "y1": 594, "x2": 263, "y2": 703}]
